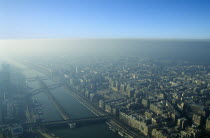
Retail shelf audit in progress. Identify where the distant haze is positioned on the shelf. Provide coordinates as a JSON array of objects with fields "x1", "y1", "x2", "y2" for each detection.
[{"x1": 0, "y1": 39, "x2": 210, "y2": 64}]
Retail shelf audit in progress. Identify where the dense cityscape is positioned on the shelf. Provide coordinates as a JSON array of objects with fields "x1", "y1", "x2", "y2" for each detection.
[{"x1": 0, "y1": 56, "x2": 210, "y2": 138}]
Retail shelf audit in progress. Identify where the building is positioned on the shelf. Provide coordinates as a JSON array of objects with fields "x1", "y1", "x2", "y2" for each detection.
[
  {"x1": 99, "y1": 99, "x2": 105, "y2": 109},
  {"x1": 151, "y1": 128, "x2": 168, "y2": 138},
  {"x1": 206, "y1": 117, "x2": 210, "y2": 131},
  {"x1": 192, "y1": 114, "x2": 203, "y2": 126},
  {"x1": 177, "y1": 118, "x2": 188, "y2": 129},
  {"x1": 119, "y1": 112, "x2": 150, "y2": 136},
  {"x1": 142, "y1": 99, "x2": 150, "y2": 108}
]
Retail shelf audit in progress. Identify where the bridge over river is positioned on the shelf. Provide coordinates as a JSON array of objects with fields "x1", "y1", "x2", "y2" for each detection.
[
  {"x1": 0, "y1": 115, "x2": 111, "y2": 129},
  {"x1": 23, "y1": 115, "x2": 111, "y2": 128},
  {"x1": 28, "y1": 82, "x2": 63, "y2": 96}
]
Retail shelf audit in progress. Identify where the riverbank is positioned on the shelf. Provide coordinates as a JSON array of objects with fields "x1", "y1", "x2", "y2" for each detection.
[{"x1": 7, "y1": 59, "x2": 121, "y2": 138}]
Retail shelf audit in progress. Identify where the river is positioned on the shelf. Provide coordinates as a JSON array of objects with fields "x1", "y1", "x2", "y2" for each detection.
[{"x1": 23, "y1": 67, "x2": 121, "y2": 138}]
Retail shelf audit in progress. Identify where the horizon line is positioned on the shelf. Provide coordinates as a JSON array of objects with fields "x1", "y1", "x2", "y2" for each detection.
[{"x1": 0, "y1": 37, "x2": 210, "y2": 41}]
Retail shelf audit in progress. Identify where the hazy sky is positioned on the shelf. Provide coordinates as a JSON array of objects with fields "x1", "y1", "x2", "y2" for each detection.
[{"x1": 0, "y1": 0, "x2": 210, "y2": 39}]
